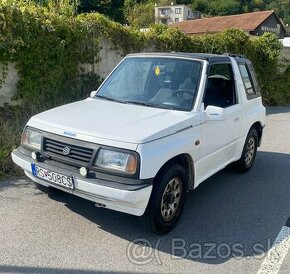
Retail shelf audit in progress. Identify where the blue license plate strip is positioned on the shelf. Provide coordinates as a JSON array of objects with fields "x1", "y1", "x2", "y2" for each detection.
[{"x1": 31, "y1": 163, "x2": 74, "y2": 189}]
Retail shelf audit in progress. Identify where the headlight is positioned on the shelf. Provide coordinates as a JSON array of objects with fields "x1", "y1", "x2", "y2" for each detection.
[
  {"x1": 94, "y1": 148, "x2": 138, "y2": 174},
  {"x1": 21, "y1": 127, "x2": 42, "y2": 151}
]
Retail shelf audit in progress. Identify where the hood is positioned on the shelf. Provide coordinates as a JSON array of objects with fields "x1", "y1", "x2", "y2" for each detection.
[{"x1": 28, "y1": 98, "x2": 199, "y2": 144}]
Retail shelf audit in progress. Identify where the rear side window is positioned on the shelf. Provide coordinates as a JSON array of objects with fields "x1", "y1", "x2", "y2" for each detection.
[{"x1": 238, "y1": 62, "x2": 260, "y2": 99}]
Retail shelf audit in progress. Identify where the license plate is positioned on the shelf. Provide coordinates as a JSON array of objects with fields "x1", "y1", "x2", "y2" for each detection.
[{"x1": 31, "y1": 164, "x2": 74, "y2": 189}]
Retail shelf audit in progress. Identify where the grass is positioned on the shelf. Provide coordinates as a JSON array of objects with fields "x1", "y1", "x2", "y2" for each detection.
[{"x1": 0, "y1": 106, "x2": 29, "y2": 179}]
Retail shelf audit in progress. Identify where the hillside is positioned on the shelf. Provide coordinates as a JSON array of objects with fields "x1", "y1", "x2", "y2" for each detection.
[
  {"x1": 33, "y1": 0, "x2": 290, "y2": 27},
  {"x1": 190, "y1": 0, "x2": 290, "y2": 24},
  {"x1": 81, "y1": 0, "x2": 289, "y2": 24}
]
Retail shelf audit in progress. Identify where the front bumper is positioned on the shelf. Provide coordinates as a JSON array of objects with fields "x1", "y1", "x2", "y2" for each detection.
[{"x1": 11, "y1": 147, "x2": 153, "y2": 216}]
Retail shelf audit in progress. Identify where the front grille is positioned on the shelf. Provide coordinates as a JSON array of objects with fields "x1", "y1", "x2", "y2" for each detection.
[{"x1": 43, "y1": 137, "x2": 94, "y2": 164}]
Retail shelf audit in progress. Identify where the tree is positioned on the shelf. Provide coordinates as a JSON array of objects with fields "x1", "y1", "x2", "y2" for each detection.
[
  {"x1": 192, "y1": 0, "x2": 241, "y2": 15},
  {"x1": 124, "y1": 0, "x2": 155, "y2": 28},
  {"x1": 77, "y1": 0, "x2": 125, "y2": 22},
  {"x1": 208, "y1": 0, "x2": 241, "y2": 15},
  {"x1": 33, "y1": 0, "x2": 79, "y2": 15},
  {"x1": 191, "y1": 0, "x2": 209, "y2": 13}
]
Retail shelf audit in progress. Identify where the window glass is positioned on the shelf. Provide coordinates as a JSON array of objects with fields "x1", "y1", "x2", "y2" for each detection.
[
  {"x1": 204, "y1": 63, "x2": 236, "y2": 108},
  {"x1": 209, "y1": 64, "x2": 231, "y2": 79},
  {"x1": 161, "y1": 8, "x2": 170, "y2": 16},
  {"x1": 96, "y1": 57, "x2": 202, "y2": 111},
  {"x1": 175, "y1": 8, "x2": 181, "y2": 14},
  {"x1": 238, "y1": 64, "x2": 255, "y2": 95}
]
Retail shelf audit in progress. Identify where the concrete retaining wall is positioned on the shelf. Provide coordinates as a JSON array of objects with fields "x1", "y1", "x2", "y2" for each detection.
[
  {"x1": 80, "y1": 39, "x2": 125, "y2": 80},
  {"x1": 281, "y1": 47, "x2": 290, "y2": 63},
  {"x1": 1, "y1": 41, "x2": 288, "y2": 106},
  {"x1": 0, "y1": 63, "x2": 19, "y2": 106},
  {"x1": 0, "y1": 39, "x2": 127, "y2": 106}
]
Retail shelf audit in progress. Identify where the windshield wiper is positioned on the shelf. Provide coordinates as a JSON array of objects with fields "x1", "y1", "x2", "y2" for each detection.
[
  {"x1": 95, "y1": 95, "x2": 126, "y2": 104},
  {"x1": 125, "y1": 100, "x2": 158, "y2": 107},
  {"x1": 125, "y1": 100, "x2": 178, "y2": 110},
  {"x1": 95, "y1": 96, "x2": 179, "y2": 110}
]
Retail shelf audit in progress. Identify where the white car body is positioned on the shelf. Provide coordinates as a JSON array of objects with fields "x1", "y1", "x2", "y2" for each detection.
[{"x1": 12, "y1": 53, "x2": 266, "y2": 218}]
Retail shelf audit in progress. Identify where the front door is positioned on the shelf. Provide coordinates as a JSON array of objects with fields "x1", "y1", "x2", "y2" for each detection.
[{"x1": 196, "y1": 62, "x2": 241, "y2": 186}]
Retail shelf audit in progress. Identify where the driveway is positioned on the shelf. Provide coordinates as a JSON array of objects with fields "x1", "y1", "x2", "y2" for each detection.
[{"x1": 0, "y1": 107, "x2": 290, "y2": 274}]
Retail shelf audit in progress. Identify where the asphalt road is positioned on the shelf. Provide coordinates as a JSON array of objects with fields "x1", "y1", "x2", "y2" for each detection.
[{"x1": 1, "y1": 107, "x2": 290, "y2": 274}]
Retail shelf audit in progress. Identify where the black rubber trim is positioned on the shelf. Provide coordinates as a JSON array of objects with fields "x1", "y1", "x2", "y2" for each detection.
[
  {"x1": 15, "y1": 147, "x2": 152, "y2": 191},
  {"x1": 237, "y1": 61, "x2": 261, "y2": 100},
  {"x1": 286, "y1": 217, "x2": 290, "y2": 228},
  {"x1": 258, "y1": 126, "x2": 264, "y2": 147}
]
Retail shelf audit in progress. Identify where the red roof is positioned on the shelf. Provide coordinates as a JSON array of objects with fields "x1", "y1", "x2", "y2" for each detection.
[{"x1": 170, "y1": 10, "x2": 283, "y2": 35}]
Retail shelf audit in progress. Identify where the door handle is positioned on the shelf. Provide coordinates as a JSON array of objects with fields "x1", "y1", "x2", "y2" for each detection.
[{"x1": 234, "y1": 117, "x2": 240, "y2": 122}]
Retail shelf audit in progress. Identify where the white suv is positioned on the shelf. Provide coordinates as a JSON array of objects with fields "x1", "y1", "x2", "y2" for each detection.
[{"x1": 12, "y1": 53, "x2": 265, "y2": 234}]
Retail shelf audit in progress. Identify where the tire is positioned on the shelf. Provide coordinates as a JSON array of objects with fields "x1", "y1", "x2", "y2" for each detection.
[
  {"x1": 233, "y1": 129, "x2": 258, "y2": 172},
  {"x1": 141, "y1": 163, "x2": 187, "y2": 234}
]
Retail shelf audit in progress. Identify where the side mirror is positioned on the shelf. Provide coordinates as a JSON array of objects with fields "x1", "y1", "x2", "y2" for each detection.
[
  {"x1": 205, "y1": 105, "x2": 225, "y2": 121},
  {"x1": 90, "y1": 91, "x2": 97, "y2": 98}
]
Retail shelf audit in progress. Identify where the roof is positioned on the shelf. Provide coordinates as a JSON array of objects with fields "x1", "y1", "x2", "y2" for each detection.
[
  {"x1": 126, "y1": 52, "x2": 238, "y2": 62},
  {"x1": 169, "y1": 10, "x2": 286, "y2": 35}
]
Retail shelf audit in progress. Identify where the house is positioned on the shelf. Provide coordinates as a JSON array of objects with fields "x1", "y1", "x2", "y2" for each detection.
[
  {"x1": 281, "y1": 37, "x2": 290, "y2": 47},
  {"x1": 155, "y1": 3, "x2": 201, "y2": 25},
  {"x1": 169, "y1": 10, "x2": 287, "y2": 39}
]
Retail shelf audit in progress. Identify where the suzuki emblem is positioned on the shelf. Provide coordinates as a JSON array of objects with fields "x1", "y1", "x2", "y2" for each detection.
[{"x1": 63, "y1": 146, "x2": 71, "y2": 156}]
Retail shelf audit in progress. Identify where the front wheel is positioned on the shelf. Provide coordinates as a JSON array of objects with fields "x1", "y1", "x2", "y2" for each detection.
[
  {"x1": 233, "y1": 129, "x2": 258, "y2": 172},
  {"x1": 141, "y1": 163, "x2": 187, "y2": 234}
]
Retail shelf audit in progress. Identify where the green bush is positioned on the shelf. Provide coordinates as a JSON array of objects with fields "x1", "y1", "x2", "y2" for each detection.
[
  {"x1": 0, "y1": 1, "x2": 284, "y2": 108},
  {"x1": 263, "y1": 65, "x2": 290, "y2": 105},
  {"x1": 248, "y1": 33, "x2": 286, "y2": 105},
  {"x1": 0, "y1": 106, "x2": 27, "y2": 177},
  {"x1": 0, "y1": 1, "x2": 150, "y2": 109}
]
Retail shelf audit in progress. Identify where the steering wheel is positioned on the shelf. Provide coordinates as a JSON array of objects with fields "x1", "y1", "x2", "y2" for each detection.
[{"x1": 173, "y1": 89, "x2": 194, "y2": 97}]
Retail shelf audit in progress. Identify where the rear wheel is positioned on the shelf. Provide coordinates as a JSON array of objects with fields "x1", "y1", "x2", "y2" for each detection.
[
  {"x1": 233, "y1": 129, "x2": 258, "y2": 172},
  {"x1": 142, "y1": 163, "x2": 187, "y2": 234}
]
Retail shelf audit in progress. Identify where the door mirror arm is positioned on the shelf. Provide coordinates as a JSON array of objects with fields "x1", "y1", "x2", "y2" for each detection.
[{"x1": 90, "y1": 91, "x2": 97, "y2": 98}]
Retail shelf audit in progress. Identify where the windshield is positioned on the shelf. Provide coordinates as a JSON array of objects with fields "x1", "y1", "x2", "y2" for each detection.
[{"x1": 95, "y1": 57, "x2": 203, "y2": 111}]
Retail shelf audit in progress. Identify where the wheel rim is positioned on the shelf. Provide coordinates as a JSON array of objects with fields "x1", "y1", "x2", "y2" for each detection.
[
  {"x1": 160, "y1": 178, "x2": 182, "y2": 221},
  {"x1": 245, "y1": 137, "x2": 256, "y2": 166}
]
